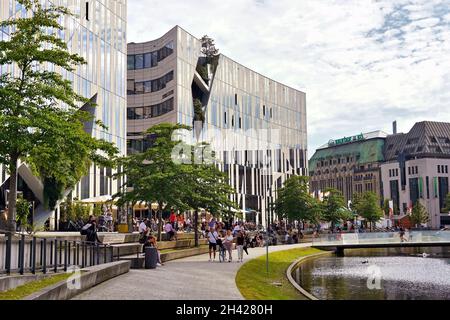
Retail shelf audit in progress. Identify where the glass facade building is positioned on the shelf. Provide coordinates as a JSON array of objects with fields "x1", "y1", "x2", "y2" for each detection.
[
  {"x1": 128, "y1": 26, "x2": 307, "y2": 225},
  {"x1": 0, "y1": 0, "x2": 127, "y2": 226}
]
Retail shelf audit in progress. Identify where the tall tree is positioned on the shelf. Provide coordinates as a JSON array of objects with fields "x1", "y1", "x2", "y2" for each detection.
[
  {"x1": 0, "y1": 0, "x2": 118, "y2": 230},
  {"x1": 352, "y1": 192, "x2": 383, "y2": 231},
  {"x1": 114, "y1": 123, "x2": 190, "y2": 240},
  {"x1": 410, "y1": 202, "x2": 429, "y2": 228},
  {"x1": 322, "y1": 188, "x2": 351, "y2": 231},
  {"x1": 115, "y1": 123, "x2": 237, "y2": 243},
  {"x1": 180, "y1": 158, "x2": 237, "y2": 247},
  {"x1": 274, "y1": 176, "x2": 319, "y2": 225}
]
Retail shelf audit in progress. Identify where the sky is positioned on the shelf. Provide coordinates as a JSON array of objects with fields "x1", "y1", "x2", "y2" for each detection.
[{"x1": 127, "y1": 0, "x2": 450, "y2": 156}]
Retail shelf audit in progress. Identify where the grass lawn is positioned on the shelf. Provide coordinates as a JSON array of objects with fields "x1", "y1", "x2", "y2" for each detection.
[
  {"x1": 236, "y1": 247, "x2": 323, "y2": 300},
  {"x1": 0, "y1": 273, "x2": 72, "y2": 300}
]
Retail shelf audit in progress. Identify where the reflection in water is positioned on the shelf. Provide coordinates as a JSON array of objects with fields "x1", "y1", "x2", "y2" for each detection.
[{"x1": 294, "y1": 247, "x2": 450, "y2": 300}]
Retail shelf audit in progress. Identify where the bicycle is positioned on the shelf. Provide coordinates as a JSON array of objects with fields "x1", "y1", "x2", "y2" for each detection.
[{"x1": 217, "y1": 239, "x2": 226, "y2": 262}]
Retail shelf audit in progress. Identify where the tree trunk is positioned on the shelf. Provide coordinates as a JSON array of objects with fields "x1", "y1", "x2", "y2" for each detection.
[
  {"x1": 194, "y1": 210, "x2": 199, "y2": 247},
  {"x1": 157, "y1": 203, "x2": 162, "y2": 242},
  {"x1": 7, "y1": 156, "x2": 19, "y2": 232}
]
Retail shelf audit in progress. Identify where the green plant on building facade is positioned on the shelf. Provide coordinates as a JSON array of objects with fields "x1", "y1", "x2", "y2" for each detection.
[
  {"x1": 0, "y1": 0, "x2": 118, "y2": 230},
  {"x1": 192, "y1": 36, "x2": 220, "y2": 128}
]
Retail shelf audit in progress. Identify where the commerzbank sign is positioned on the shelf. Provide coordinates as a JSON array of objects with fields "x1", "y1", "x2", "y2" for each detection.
[{"x1": 328, "y1": 133, "x2": 365, "y2": 147}]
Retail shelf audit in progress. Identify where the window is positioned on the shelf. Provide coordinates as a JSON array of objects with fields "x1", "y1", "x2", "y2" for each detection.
[
  {"x1": 128, "y1": 71, "x2": 174, "y2": 95},
  {"x1": 127, "y1": 98, "x2": 174, "y2": 120},
  {"x1": 127, "y1": 79, "x2": 134, "y2": 95},
  {"x1": 239, "y1": 117, "x2": 242, "y2": 129},
  {"x1": 430, "y1": 136, "x2": 437, "y2": 143},
  {"x1": 144, "y1": 53, "x2": 152, "y2": 69},
  {"x1": 224, "y1": 112, "x2": 227, "y2": 125},
  {"x1": 270, "y1": 108, "x2": 273, "y2": 119},
  {"x1": 134, "y1": 107, "x2": 144, "y2": 120},
  {"x1": 235, "y1": 94, "x2": 238, "y2": 105},
  {"x1": 263, "y1": 105, "x2": 266, "y2": 117},
  {"x1": 135, "y1": 82, "x2": 144, "y2": 94},
  {"x1": 135, "y1": 54, "x2": 144, "y2": 69},
  {"x1": 127, "y1": 55, "x2": 135, "y2": 70},
  {"x1": 438, "y1": 165, "x2": 441, "y2": 174}
]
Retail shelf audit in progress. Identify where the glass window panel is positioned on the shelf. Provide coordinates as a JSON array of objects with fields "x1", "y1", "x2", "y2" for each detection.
[
  {"x1": 144, "y1": 53, "x2": 152, "y2": 69},
  {"x1": 127, "y1": 55, "x2": 134, "y2": 70},
  {"x1": 135, "y1": 82, "x2": 144, "y2": 94},
  {"x1": 135, "y1": 54, "x2": 144, "y2": 69},
  {"x1": 135, "y1": 107, "x2": 144, "y2": 120},
  {"x1": 144, "y1": 81, "x2": 152, "y2": 93}
]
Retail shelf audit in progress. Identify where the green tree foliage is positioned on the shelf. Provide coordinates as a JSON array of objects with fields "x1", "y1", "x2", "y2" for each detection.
[
  {"x1": 322, "y1": 188, "x2": 351, "y2": 230},
  {"x1": 16, "y1": 195, "x2": 31, "y2": 229},
  {"x1": 274, "y1": 176, "x2": 320, "y2": 224},
  {"x1": 410, "y1": 202, "x2": 429, "y2": 227},
  {"x1": 200, "y1": 35, "x2": 219, "y2": 60},
  {"x1": 443, "y1": 193, "x2": 450, "y2": 213},
  {"x1": 114, "y1": 123, "x2": 237, "y2": 243},
  {"x1": 383, "y1": 199, "x2": 390, "y2": 217},
  {"x1": 193, "y1": 98, "x2": 205, "y2": 123},
  {"x1": 352, "y1": 192, "x2": 383, "y2": 230},
  {"x1": 0, "y1": 0, "x2": 118, "y2": 230}
]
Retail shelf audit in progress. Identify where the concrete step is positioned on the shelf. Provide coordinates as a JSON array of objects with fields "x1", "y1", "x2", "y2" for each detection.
[{"x1": 108, "y1": 238, "x2": 209, "y2": 258}]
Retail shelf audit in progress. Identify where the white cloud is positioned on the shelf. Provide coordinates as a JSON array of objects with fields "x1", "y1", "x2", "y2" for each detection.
[{"x1": 128, "y1": 0, "x2": 450, "y2": 155}]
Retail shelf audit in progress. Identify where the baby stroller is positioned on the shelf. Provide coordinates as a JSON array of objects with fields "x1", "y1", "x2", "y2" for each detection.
[{"x1": 216, "y1": 238, "x2": 226, "y2": 263}]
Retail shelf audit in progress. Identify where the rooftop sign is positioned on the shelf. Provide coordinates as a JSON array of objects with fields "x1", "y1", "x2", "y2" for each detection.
[{"x1": 328, "y1": 133, "x2": 365, "y2": 147}]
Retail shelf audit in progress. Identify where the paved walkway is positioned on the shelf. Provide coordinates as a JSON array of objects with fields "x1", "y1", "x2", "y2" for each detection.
[{"x1": 73, "y1": 243, "x2": 312, "y2": 300}]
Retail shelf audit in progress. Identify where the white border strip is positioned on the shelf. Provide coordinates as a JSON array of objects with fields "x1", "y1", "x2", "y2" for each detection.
[{"x1": 286, "y1": 252, "x2": 331, "y2": 301}]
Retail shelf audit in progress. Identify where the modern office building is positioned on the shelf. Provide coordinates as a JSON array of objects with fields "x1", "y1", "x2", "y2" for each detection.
[
  {"x1": 0, "y1": 0, "x2": 128, "y2": 227},
  {"x1": 380, "y1": 121, "x2": 450, "y2": 229},
  {"x1": 127, "y1": 26, "x2": 307, "y2": 225},
  {"x1": 309, "y1": 131, "x2": 388, "y2": 205}
]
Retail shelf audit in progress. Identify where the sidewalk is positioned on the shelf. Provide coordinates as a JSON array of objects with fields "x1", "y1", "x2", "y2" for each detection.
[{"x1": 72, "y1": 243, "x2": 312, "y2": 300}]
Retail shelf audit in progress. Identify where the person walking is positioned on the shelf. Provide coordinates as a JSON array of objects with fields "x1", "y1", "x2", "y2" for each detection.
[
  {"x1": 399, "y1": 227, "x2": 407, "y2": 243},
  {"x1": 207, "y1": 227, "x2": 219, "y2": 262},
  {"x1": 236, "y1": 230, "x2": 245, "y2": 263},
  {"x1": 223, "y1": 229, "x2": 234, "y2": 262}
]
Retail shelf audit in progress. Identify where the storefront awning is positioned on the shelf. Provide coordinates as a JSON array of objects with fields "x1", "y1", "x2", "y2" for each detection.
[{"x1": 80, "y1": 195, "x2": 112, "y2": 204}]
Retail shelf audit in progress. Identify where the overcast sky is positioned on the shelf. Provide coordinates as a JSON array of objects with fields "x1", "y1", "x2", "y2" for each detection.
[{"x1": 128, "y1": 0, "x2": 450, "y2": 155}]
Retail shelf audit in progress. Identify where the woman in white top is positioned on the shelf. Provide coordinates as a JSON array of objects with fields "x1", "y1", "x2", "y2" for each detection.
[{"x1": 223, "y1": 229, "x2": 234, "y2": 262}]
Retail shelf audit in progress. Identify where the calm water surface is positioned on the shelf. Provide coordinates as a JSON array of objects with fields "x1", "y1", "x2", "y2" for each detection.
[{"x1": 293, "y1": 247, "x2": 450, "y2": 300}]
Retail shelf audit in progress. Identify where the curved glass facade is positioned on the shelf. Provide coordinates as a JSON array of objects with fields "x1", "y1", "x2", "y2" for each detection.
[
  {"x1": 127, "y1": 26, "x2": 308, "y2": 226},
  {"x1": 127, "y1": 41, "x2": 174, "y2": 70}
]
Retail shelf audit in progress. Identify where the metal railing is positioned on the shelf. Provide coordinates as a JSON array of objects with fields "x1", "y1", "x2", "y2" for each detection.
[
  {"x1": 311, "y1": 230, "x2": 450, "y2": 246},
  {"x1": 0, "y1": 229, "x2": 114, "y2": 276}
]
